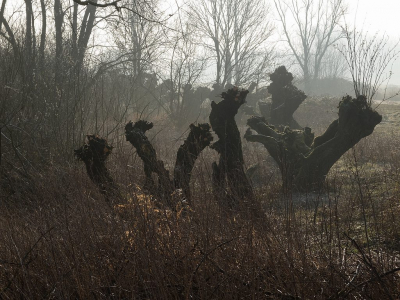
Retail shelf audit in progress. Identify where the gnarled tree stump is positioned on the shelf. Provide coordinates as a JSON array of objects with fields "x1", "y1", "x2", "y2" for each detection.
[
  {"x1": 75, "y1": 135, "x2": 122, "y2": 203},
  {"x1": 245, "y1": 95, "x2": 382, "y2": 191},
  {"x1": 125, "y1": 120, "x2": 212, "y2": 206},
  {"x1": 210, "y1": 87, "x2": 253, "y2": 207},
  {"x1": 261, "y1": 66, "x2": 307, "y2": 129},
  {"x1": 125, "y1": 120, "x2": 173, "y2": 205},
  {"x1": 174, "y1": 123, "x2": 213, "y2": 201}
]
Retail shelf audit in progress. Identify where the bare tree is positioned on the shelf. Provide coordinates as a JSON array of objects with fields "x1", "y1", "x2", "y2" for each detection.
[
  {"x1": 0, "y1": 0, "x2": 174, "y2": 170},
  {"x1": 318, "y1": 46, "x2": 347, "y2": 79},
  {"x1": 158, "y1": 21, "x2": 208, "y2": 128},
  {"x1": 187, "y1": 0, "x2": 274, "y2": 87},
  {"x1": 337, "y1": 24, "x2": 400, "y2": 104},
  {"x1": 112, "y1": 0, "x2": 163, "y2": 79},
  {"x1": 274, "y1": 0, "x2": 346, "y2": 93}
]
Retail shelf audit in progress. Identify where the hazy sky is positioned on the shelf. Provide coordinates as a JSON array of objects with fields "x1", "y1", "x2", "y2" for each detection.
[
  {"x1": 349, "y1": 0, "x2": 400, "y2": 85},
  {"x1": 5, "y1": 0, "x2": 400, "y2": 85},
  {"x1": 350, "y1": 0, "x2": 400, "y2": 39}
]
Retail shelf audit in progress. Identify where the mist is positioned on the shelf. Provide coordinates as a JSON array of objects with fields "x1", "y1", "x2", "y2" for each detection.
[{"x1": 1, "y1": 0, "x2": 400, "y2": 298}]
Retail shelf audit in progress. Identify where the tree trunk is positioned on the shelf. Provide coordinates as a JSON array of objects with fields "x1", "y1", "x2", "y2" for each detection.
[
  {"x1": 125, "y1": 120, "x2": 173, "y2": 205},
  {"x1": 209, "y1": 87, "x2": 253, "y2": 207},
  {"x1": 75, "y1": 135, "x2": 122, "y2": 203},
  {"x1": 0, "y1": 0, "x2": 7, "y2": 32},
  {"x1": 72, "y1": 3, "x2": 78, "y2": 60},
  {"x1": 125, "y1": 120, "x2": 212, "y2": 207},
  {"x1": 38, "y1": 0, "x2": 46, "y2": 71},
  {"x1": 245, "y1": 95, "x2": 382, "y2": 192},
  {"x1": 174, "y1": 123, "x2": 213, "y2": 201},
  {"x1": 303, "y1": 59, "x2": 311, "y2": 94},
  {"x1": 0, "y1": 2, "x2": 19, "y2": 59},
  {"x1": 76, "y1": 2, "x2": 97, "y2": 71},
  {"x1": 261, "y1": 66, "x2": 307, "y2": 129},
  {"x1": 24, "y1": 0, "x2": 32, "y2": 62},
  {"x1": 54, "y1": 0, "x2": 63, "y2": 95},
  {"x1": 24, "y1": 0, "x2": 34, "y2": 97}
]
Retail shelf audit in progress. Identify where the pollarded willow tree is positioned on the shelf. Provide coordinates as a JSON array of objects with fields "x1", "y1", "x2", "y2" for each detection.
[
  {"x1": 246, "y1": 96, "x2": 381, "y2": 191},
  {"x1": 76, "y1": 120, "x2": 213, "y2": 208},
  {"x1": 259, "y1": 66, "x2": 307, "y2": 129},
  {"x1": 210, "y1": 87, "x2": 253, "y2": 207},
  {"x1": 76, "y1": 87, "x2": 255, "y2": 208},
  {"x1": 245, "y1": 65, "x2": 383, "y2": 191},
  {"x1": 75, "y1": 135, "x2": 123, "y2": 204},
  {"x1": 125, "y1": 121, "x2": 214, "y2": 206},
  {"x1": 246, "y1": 24, "x2": 399, "y2": 192}
]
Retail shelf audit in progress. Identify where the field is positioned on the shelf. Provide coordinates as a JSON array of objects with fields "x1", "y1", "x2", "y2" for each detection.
[{"x1": 1, "y1": 97, "x2": 400, "y2": 299}]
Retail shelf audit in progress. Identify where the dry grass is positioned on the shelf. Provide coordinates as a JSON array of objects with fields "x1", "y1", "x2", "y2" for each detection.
[{"x1": 1, "y1": 98, "x2": 400, "y2": 299}]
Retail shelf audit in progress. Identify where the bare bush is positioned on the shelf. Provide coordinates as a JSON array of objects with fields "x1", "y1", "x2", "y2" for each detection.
[{"x1": 337, "y1": 24, "x2": 400, "y2": 104}]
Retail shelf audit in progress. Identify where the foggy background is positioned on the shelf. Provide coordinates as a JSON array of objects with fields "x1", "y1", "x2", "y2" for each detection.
[{"x1": 1, "y1": 0, "x2": 400, "y2": 162}]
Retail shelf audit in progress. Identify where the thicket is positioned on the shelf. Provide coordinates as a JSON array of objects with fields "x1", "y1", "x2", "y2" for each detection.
[
  {"x1": 1, "y1": 99, "x2": 400, "y2": 298},
  {"x1": 1, "y1": 2, "x2": 400, "y2": 299}
]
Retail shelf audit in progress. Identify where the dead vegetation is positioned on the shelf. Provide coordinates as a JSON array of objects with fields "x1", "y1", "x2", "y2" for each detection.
[
  {"x1": 1, "y1": 0, "x2": 399, "y2": 297},
  {"x1": 1, "y1": 92, "x2": 400, "y2": 299}
]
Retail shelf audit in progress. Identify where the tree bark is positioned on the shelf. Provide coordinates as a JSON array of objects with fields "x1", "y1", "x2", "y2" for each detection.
[
  {"x1": 209, "y1": 87, "x2": 253, "y2": 207},
  {"x1": 245, "y1": 95, "x2": 382, "y2": 192}
]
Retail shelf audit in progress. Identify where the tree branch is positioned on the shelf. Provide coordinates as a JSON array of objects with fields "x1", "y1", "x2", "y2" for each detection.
[
  {"x1": 73, "y1": 0, "x2": 121, "y2": 9},
  {"x1": 73, "y1": 0, "x2": 172, "y2": 24}
]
